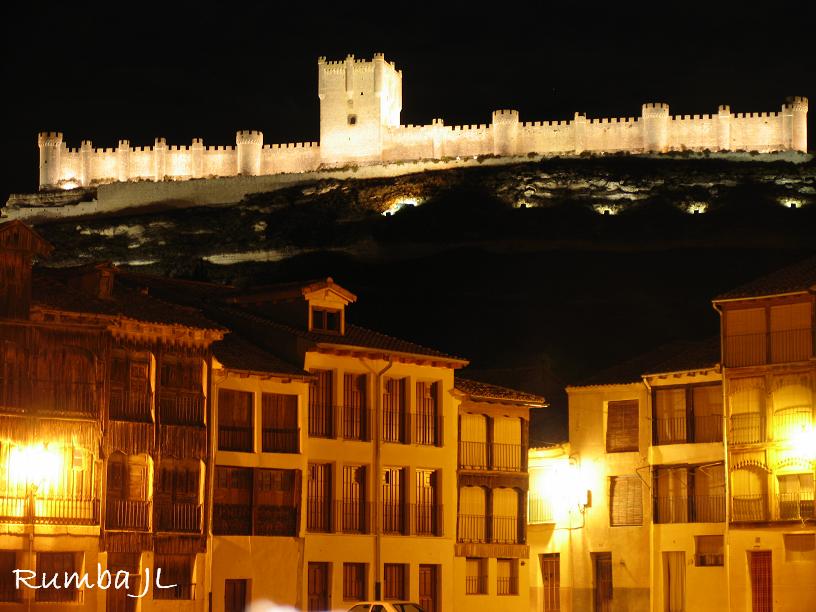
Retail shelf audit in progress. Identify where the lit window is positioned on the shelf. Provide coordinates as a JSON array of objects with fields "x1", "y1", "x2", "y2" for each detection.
[
  {"x1": 465, "y1": 558, "x2": 487, "y2": 594},
  {"x1": 609, "y1": 475, "x2": 642, "y2": 526},
  {"x1": 496, "y1": 559, "x2": 518, "y2": 595},
  {"x1": 695, "y1": 535, "x2": 724, "y2": 566}
]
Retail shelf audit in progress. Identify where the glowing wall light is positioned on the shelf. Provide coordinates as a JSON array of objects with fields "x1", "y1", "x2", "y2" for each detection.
[
  {"x1": 788, "y1": 426, "x2": 816, "y2": 461},
  {"x1": 8, "y1": 445, "x2": 63, "y2": 493}
]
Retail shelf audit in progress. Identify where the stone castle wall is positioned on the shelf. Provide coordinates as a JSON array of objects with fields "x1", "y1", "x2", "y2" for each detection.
[{"x1": 35, "y1": 55, "x2": 808, "y2": 191}]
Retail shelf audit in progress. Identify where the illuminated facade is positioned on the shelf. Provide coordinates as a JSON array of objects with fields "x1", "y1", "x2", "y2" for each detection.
[
  {"x1": 0, "y1": 220, "x2": 224, "y2": 612},
  {"x1": 528, "y1": 258, "x2": 816, "y2": 611},
  {"x1": 35, "y1": 55, "x2": 807, "y2": 190},
  {"x1": 714, "y1": 261, "x2": 816, "y2": 611},
  {"x1": 451, "y1": 379, "x2": 544, "y2": 612}
]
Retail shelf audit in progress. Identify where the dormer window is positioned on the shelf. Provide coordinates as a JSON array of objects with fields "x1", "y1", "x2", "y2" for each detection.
[{"x1": 311, "y1": 307, "x2": 341, "y2": 333}]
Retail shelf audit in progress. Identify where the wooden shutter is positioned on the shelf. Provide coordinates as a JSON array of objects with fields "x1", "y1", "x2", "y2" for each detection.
[
  {"x1": 610, "y1": 475, "x2": 642, "y2": 526},
  {"x1": 128, "y1": 462, "x2": 147, "y2": 501},
  {"x1": 606, "y1": 400, "x2": 639, "y2": 452}
]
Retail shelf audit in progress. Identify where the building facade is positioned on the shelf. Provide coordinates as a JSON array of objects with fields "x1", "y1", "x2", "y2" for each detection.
[{"x1": 0, "y1": 220, "x2": 224, "y2": 612}]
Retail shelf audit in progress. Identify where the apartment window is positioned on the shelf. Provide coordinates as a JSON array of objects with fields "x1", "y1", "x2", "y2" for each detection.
[
  {"x1": 106, "y1": 453, "x2": 150, "y2": 531},
  {"x1": 654, "y1": 467, "x2": 688, "y2": 523},
  {"x1": 36, "y1": 552, "x2": 80, "y2": 602},
  {"x1": 307, "y1": 463, "x2": 333, "y2": 532},
  {"x1": 493, "y1": 416, "x2": 522, "y2": 471},
  {"x1": 213, "y1": 466, "x2": 253, "y2": 535},
  {"x1": 769, "y1": 302, "x2": 812, "y2": 362},
  {"x1": 218, "y1": 389, "x2": 254, "y2": 452},
  {"x1": 0, "y1": 551, "x2": 19, "y2": 602},
  {"x1": 109, "y1": 350, "x2": 151, "y2": 421},
  {"x1": 465, "y1": 558, "x2": 487, "y2": 594},
  {"x1": 784, "y1": 533, "x2": 816, "y2": 562},
  {"x1": 778, "y1": 473, "x2": 815, "y2": 519},
  {"x1": 155, "y1": 459, "x2": 201, "y2": 532},
  {"x1": 342, "y1": 465, "x2": 367, "y2": 533},
  {"x1": 731, "y1": 463, "x2": 769, "y2": 521},
  {"x1": 724, "y1": 307, "x2": 766, "y2": 367},
  {"x1": 458, "y1": 486, "x2": 487, "y2": 543},
  {"x1": 654, "y1": 385, "x2": 723, "y2": 445},
  {"x1": 415, "y1": 469, "x2": 440, "y2": 536},
  {"x1": 383, "y1": 377, "x2": 407, "y2": 443},
  {"x1": 771, "y1": 374, "x2": 813, "y2": 442},
  {"x1": 609, "y1": 475, "x2": 642, "y2": 526},
  {"x1": 383, "y1": 563, "x2": 407, "y2": 600},
  {"x1": 253, "y1": 468, "x2": 300, "y2": 536},
  {"x1": 309, "y1": 370, "x2": 334, "y2": 438},
  {"x1": 606, "y1": 400, "x2": 638, "y2": 452},
  {"x1": 415, "y1": 381, "x2": 440, "y2": 446},
  {"x1": 347, "y1": 115, "x2": 357, "y2": 126},
  {"x1": 312, "y1": 307, "x2": 341, "y2": 333},
  {"x1": 729, "y1": 377, "x2": 766, "y2": 444},
  {"x1": 382, "y1": 467, "x2": 406, "y2": 534},
  {"x1": 343, "y1": 563, "x2": 366, "y2": 601},
  {"x1": 159, "y1": 356, "x2": 204, "y2": 425},
  {"x1": 459, "y1": 413, "x2": 488, "y2": 469},
  {"x1": 153, "y1": 554, "x2": 194, "y2": 600},
  {"x1": 493, "y1": 487, "x2": 521, "y2": 543},
  {"x1": 261, "y1": 393, "x2": 299, "y2": 453},
  {"x1": 343, "y1": 373, "x2": 368, "y2": 440},
  {"x1": 497, "y1": 559, "x2": 518, "y2": 595},
  {"x1": 695, "y1": 535, "x2": 724, "y2": 566}
]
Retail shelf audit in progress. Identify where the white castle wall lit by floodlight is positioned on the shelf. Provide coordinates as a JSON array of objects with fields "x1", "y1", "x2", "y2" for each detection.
[{"x1": 37, "y1": 54, "x2": 808, "y2": 190}]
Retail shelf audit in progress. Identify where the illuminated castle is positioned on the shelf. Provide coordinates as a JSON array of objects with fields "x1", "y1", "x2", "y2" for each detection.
[{"x1": 37, "y1": 54, "x2": 808, "y2": 190}]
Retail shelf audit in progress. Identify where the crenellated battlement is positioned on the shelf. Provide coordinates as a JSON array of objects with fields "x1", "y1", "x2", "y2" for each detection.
[{"x1": 33, "y1": 54, "x2": 808, "y2": 192}]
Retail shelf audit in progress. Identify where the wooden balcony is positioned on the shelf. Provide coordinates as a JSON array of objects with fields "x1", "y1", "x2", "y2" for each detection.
[
  {"x1": 262, "y1": 427, "x2": 300, "y2": 453},
  {"x1": 212, "y1": 504, "x2": 252, "y2": 535},
  {"x1": 0, "y1": 496, "x2": 99, "y2": 525},
  {"x1": 458, "y1": 441, "x2": 523, "y2": 472},
  {"x1": 155, "y1": 502, "x2": 201, "y2": 533},
  {"x1": 159, "y1": 391, "x2": 204, "y2": 425},
  {"x1": 218, "y1": 425, "x2": 253, "y2": 452},
  {"x1": 778, "y1": 493, "x2": 815, "y2": 520},
  {"x1": 105, "y1": 499, "x2": 151, "y2": 531},
  {"x1": 724, "y1": 328, "x2": 813, "y2": 367},
  {"x1": 109, "y1": 389, "x2": 152, "y2": 422},
  {"x1": 731, "y1": 494, "x2": 768, "y2": 522},
  {"x1": 254, "y1": 505, "x2": 299, "y2": 536}
]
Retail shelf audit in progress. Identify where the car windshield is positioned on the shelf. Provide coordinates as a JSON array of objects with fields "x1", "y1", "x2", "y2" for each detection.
[
  {"x1": 347, "y1": 606, "x2": 372, "y2": 611},
  {"x1": 392, "y1": 605, "x2": 423, "y2": 612}
]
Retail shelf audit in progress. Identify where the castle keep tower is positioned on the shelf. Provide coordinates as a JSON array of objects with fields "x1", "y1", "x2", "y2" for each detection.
[
  {"x1": 318, "y1": 53, "x2": 402, "y2": 165},
  {"x1": 641, "y1": 103, "x2": 670, "y2": 152},
  {"x1": 37, "y1": 132, "x2": 63, "y2": 189}
]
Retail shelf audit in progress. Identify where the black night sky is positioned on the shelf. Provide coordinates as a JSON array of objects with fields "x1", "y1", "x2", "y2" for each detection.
[{"x1": 3, "y1": 2, "x2": 816, "y2": 442}]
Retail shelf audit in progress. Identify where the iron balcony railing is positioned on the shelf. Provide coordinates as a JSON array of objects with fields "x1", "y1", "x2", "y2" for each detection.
[
  {"x1": 412, "y1": 503, "x2": 443, "y2": 536},
  {"x1": 218, "y1": 425, "x2": 254, "y2": 452},
  {"x1": 308, "y1": 404, "x2": 339, "y2": 439},
  {"x1": 457, "y1": 514, "x2": 522, "y2": 544},
  {"x1": 465, "y1": 575, "x2": 488, "y2": 595},
  {"x1": 528, "y1": 496, "x2": 554, "y2": 524},
  {"x1": 655, "y1": 417, "x2": 688, "y2": 445},
  {"x1": 0, "y1": 496, "x2": 99, "y2": 525},
  {"x1": 497, "y1": 576, "x2": 519, "y2": 596},
  {"x1": 654, "y1": 495, "x2": 725, "y2": 524},
  {"x1": 306, "y1": 497, "x2": 333, "y2": 533},
  {"x1": 773, "y1": 407, "x2": 813, "y2": 442},
  {"x1": 382, "y1": 406, "x2": 407, "y2": 443},
  {"x1": 731, "y1": 494, "x2": 768, "y2": 522},
  {"x1": 109, "y1": 388, "x2": 152, "y2": 421},
  {"x1": 342, "y1": 407, "x2": 371, "y2": 441},
  {"x1": 458, "y1": 441, "x2": 523, "y2": 471},
  {"x1": 654, "y1": 415, "x2": 723, "y2": 445},
  {"x1": 729, "y1": 413, "x2": 766, "y2": 445},
  {"x1": 694, "y1": 414, "x2": 724, "y2": 443},
  {"x1": 261, "y1": 427, "x2": 300, "y2": 453},
  {"x1": 413, "y1": 413, "x2": 443, "y2": 446},
  {"x1": 105, "y1": 499, "x2": 151, "y2": 530},
  {"x1": 254, "y1": 505, "x2": 299, "y2": 536},
  {"x1": 212, "y1": 504, "x2": 252, "y2": 535},
  {"x1": 382, "y1": 501, "x2": 408, "y2": 535},
  {"x1": 778, "y1": 493, "x2": 815, "y2": 520},
  {"x1": 155, "y1": 502, "x2": 201, "y2": 532},
  {"x1": 724, "y1": 328, "x2": 813, "y2": 367},
  {"x1": 337, "y1": 500, "x2": 372, "y2": 534}
]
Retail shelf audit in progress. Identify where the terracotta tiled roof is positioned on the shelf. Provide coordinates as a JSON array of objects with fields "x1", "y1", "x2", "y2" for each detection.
[
  {"x1": 714, "y1": 256, "x2": 816, "y2": 301},
  {"x1": 212, "y1": 333, "x2": 310, "y2": 377},
  {"x1": 454, "y1": 378, "x2": 547, "y2": 405},
  {"x1": 576, "y1": 337, "x2": 720, "y2": 387},
  {"x1": 32, "y1": 272, "x2": 223, "y2": 331}
]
